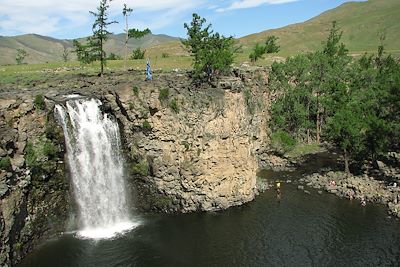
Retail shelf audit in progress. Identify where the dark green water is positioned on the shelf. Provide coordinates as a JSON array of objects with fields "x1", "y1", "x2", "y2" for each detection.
[{"x1": 19, "y1": 154, "x2": 400, "y2": 267}]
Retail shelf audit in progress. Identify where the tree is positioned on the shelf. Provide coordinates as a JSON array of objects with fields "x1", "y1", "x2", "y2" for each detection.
[
  {"x1": 265, "y1": 35, "x2": 280, "y2": 54},
  {"x1": 62, "y1": 47, "x2": 70, "y2": 62},
  {"x1": 249, "y1": 35, "x2": 280, "y2": 62},
  {"x1": 182, "y1": 13, "x2": 236, "y2": 81},
  {"x1": 122, "y1": 3, "x2": 151, "y2": 70},
  {"x1": 15, "y1": 49, "x2": 27, "y2": 65},
  {"x1": 130, "y1": 48, "x2": 146, "y2": 60},
  {"x1": 249, "y1": 43, "x2": 266, "y2": 62},
  {"x1": 89, "y1": 0, "x2": 117, "y2": 76},
  {"x1": 73, "y1": 40, "x2": 94, "y2": 64}
]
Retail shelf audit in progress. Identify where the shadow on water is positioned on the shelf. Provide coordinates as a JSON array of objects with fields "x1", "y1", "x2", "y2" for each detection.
[{"x1": 19, "y1": 152, "x2": 400, "y2": 267}]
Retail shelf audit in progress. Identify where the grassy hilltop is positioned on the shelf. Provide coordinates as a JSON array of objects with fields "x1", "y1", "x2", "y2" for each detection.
[{"x1": 0, "y1": 0, "x2": 399, "y2": 85}]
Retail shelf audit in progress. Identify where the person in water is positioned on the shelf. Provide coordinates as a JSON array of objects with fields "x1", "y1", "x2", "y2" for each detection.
[
  {"x1": 276, "y1": 181, "x2": 281, "y2": 202},
  {"x1": 146, "y1": 59, "x2": 152, "y2": 81}
]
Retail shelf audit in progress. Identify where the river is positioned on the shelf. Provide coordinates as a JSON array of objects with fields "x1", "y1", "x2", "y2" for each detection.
[{"x1": 19, "y1": 155, "x2": 400, "y2": 267}]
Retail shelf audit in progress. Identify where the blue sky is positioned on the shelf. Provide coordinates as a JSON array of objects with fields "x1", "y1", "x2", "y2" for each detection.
[{"x1": 0, "y1": 0, "x2": 365, "y2": 39}]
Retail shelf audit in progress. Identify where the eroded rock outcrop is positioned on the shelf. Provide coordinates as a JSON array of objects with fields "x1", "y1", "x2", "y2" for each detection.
[
  {"x1": 0, "y1": 96, "x2": 71, "y2": 266},
  {"x1": 104, "y1": 70, "x2": 269, "y2": 212},
  {"x1": 0, "y1": 69, "x2": 270, "y2": 265}
]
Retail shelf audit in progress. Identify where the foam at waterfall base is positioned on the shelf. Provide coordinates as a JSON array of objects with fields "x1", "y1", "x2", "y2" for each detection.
[{"x1": 77, "y1": 220, "x2": 140, "y2": 239}]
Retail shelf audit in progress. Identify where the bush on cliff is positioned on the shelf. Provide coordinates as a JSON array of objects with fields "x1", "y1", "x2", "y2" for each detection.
[
  {"x1": 182, "y1": 13, "x2": 236, "y2": 82},
  {"x1": 0, "y1": 156, "x2": 12, "y2": 171}
]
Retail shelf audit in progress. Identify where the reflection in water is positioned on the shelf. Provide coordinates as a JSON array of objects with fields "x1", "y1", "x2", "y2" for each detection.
[{"x1": 19, "y1": 153, "x2": 400, "y2": 266}]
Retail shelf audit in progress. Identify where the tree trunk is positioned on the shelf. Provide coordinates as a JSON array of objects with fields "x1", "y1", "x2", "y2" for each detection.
[
  {"x1": 124, "y1": 15, "x2": 128, "y2": 71},
  {"x1": 100, "y1": 38, "x2": 104, "y2": 77},
  {"x1": 316, "y1": 93, "x2": 320, "y2": 144},
  {"x1": 344, "y1": 148, "x2": 350, "y2": 175}
]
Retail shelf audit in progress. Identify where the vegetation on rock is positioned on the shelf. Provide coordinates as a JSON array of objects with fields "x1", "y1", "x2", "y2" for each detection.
[{"x1": 182, "y1": 13, "x2": 236, "y2": 82}]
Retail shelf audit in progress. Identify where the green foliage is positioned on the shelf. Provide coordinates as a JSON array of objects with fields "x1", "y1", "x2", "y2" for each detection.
[
  {"x1": 249, "y1": 36, "x2": 280, "y2": 62},
  {"x1": 249, "y1": 43, "x2": 266, "y2": 62},
  {"x1": 158, "y1": 88, "x2": 170, "y2": 102},
  {"x1": 162, "y1": 53, "x2": 169, "y2": 58},
  {"x1": 265, "y1": 35, "x2": 280, "y2": 54},
  {"x1": 89, "y1": 0, "x2": 118, "y2": 76},
  {"x1": 270, "y1": 21, "x2": 400, "y2": 173},
  {"x1": 130, "y1": 48, "x2": 146, "y2": 59},
  {"x1": 131, "y1": 159, "x2": 149, "y2": 176},
  {"x1": 182, "y1": 13, "x2": 236, "y2": 81},
  {"x1": 128, "y1": 28, "x2": 151, "y2": 39},
  {"x1": 169, "y1": 98, "x2": 179, "y2": 113},
  {"x1": 16, "y1": 49, "x2": 28, "y2": 65},
  {"x1": 25, "y1": 142, "x2": 37, "y2": 167},
  {"x1": 142, "y1": 120, "x2": 152, "y2": 132},
  {"x1": 33, "y1": 94, "x2": 45, "y2": 110},
  {"x1": 42, "y1": 140, "x2": 58, "y2": 159},
  {"x1": 107, "y1": 53, "x2": 122, "y2": 60},
  {"x1": 271, "y1": 130, "x2": 297, "y2": 153},
  {"x1": 0, "y1": 156, "x2": 12, "y2": 171},
  {"x1": 73, "y1": 39, "x2": 94, "y2": 64},
  {"x1": 132, "y1": 85, "x2": 139, "y2": 96},
  {"x1": 62, "y1": 47, "x2": 70, "y2": 62}
]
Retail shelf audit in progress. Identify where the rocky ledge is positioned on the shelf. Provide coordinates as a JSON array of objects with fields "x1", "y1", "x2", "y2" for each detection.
[{"x1": 299, "y1": 170, "x2": 400, "y2": 218}]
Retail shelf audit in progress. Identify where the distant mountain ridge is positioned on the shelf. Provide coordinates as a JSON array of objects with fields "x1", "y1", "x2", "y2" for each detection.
[
  {"x1": 146, "y1": 0, "x2": 400, "y2": 60},
  {"x1": 0, "y1": 33, "x2": 178, "y2": 65},
  {"x1": 1, "y1": 0, "x2": 399, "y2": 65}
]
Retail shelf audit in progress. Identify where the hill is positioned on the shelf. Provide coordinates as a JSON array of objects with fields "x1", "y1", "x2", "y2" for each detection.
[
  {"x1": 144, "y1": 0, "x2": 400, "y2": 62},
  {"x1": 0, "y1": 33, "x2": 178, "y2": 65},
  {"x1": 239, "y1": 0, "x2": 400, "y2": 58}
]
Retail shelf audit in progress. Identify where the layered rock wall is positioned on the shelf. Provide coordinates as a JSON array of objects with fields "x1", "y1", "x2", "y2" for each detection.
[{"x1": 0, "y1": 96, "x2": 71, "y2": 266}]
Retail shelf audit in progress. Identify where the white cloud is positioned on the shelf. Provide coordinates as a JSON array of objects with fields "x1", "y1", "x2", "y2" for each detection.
[
  {"x1": 216, "y1": 0, "x2": 298, "y2": 12},
  {"x1": 0, "y1": 0, "x2": 203, "y2": 37}
]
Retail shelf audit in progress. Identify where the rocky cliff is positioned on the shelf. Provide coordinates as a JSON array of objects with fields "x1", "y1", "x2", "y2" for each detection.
[
  {"x1": 0, "y1": 95, "x2": 71, "y2": 266},
  {"x1": 0, "y1": 68, "x2": 270, "y2": 265},
  {"x1": 104, "y1": 70, "x2": 269, "y2": 212}
]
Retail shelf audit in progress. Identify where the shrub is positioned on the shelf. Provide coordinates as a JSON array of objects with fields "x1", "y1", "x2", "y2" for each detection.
[
  {"x1": 130, "y1": 48, "x2": 146, "y2": 60},
  {"x1": 182, "y1": 13, "x2": 236, "y2": 81},
  {"x1": 34, "y1": 94, "x2": 45, "y2": 110},
  {"x1": 159, "y1": 88, "x2": 170, "y2": 102},
  {"x1": 43, "y1": 140, "x2": 58, "y2": 159},
  {"x1": 107, "y1": 53, "x2": 122, "y2": 60},
  {"x1": 132, "y1": 86, "x2": 139, "y2": 96},
  {"x1": 142, "y1": 120, "x2": 152, "y2": 132},
  {"x1": 0, "y1": 156, "x2": 12, "y2": 171},
  {"x1": 25, "y1": 142, "x2": 37, "y2": 167},
  {"x1": 271, "y1": 130, "x2": 297, "y2": 153},
  {"x1": 161, "y1": 53, "x2": 169, "y2": 58},
  {"x1": 169, "y1": 99, "x2": 179, "y2": 113},
  {"x1": 131, "y1": 159, "x2": 149, "y2": 176}
]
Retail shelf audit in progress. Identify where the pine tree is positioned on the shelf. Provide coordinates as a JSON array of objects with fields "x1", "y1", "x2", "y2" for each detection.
[
  {"x1": 183, "y1": 13, "x2": 236, "y2": 81},
  {"x1": 89, "y1": 0, "x2": 117, "y2": 76}
]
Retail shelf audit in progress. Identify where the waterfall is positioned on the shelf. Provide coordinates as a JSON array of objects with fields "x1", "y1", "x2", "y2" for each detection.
[{"x1": 55, "y1": 98, "x2": 138, "y2": 239}]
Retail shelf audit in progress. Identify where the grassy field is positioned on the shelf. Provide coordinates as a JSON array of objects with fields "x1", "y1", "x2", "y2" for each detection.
[
  {"x1": 0, "y1": 57, "x2": 194, "y2": 85},
  {"x1": 1, "y1": 0, "x2": 399, "y2": 86}
]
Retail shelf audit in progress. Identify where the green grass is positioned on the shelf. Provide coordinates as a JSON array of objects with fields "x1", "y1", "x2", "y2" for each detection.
[
  {"x1": 286, "y1": 143, "x2": 324, "y2": 158},
  {"x1": 0, "y1": 57, "x2": 193, "y2": 85}
]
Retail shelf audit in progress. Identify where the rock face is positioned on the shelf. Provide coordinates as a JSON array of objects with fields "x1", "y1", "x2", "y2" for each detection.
[
  {"x1": 0, "y1": 96, "x2": 71, "y2": 266},
  {"x1": 0, "y1": 69, "x2": 270, "y2": 264},
  {"x1": 104, "y1": 70, "x2": 269, "y2": 212}
]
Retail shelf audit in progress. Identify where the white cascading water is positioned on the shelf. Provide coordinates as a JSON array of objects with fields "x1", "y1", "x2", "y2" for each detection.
[{"x1": 55, "y1": 98, "x2": 138, "y2": 239}]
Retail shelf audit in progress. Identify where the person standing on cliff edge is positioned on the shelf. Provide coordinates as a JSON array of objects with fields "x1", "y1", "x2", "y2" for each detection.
[{"x1": 146, "y1": 59, "x2": 152, "y2": 81}]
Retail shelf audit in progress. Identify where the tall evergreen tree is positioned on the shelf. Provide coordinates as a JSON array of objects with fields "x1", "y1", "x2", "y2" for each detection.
[{"x1": 89, "y1": 0, "x2": 117, "y2": 76}]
